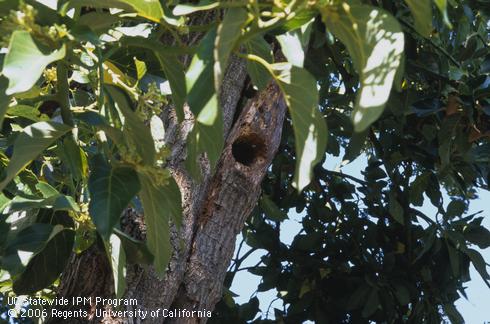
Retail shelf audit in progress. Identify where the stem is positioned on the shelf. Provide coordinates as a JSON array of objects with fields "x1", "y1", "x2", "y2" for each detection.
[{"x1": 56, "y1": 62, "x2": 74, "y2": 127}]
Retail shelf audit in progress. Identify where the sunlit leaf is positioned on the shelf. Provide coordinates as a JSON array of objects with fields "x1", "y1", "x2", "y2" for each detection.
[
  {"x1": 67, "y1": 0, "x2": 164, "y2": 23},
  {"x1": 321, "y1": 4, "x2": 404, "y2": 132},
  {"x1": 186, "y1": 29, "x2": 223, "y2": 178},
  {"x1": 273, "y1": 63, "x2": 327, "y2": 191},
  {"x1": 214, "y1": 8, "x2": 248, "y2": 90},
  {"x1": 2, "y1": 30, "x2": 66, "y2": 95},
  {"x1": 104, "y1": 233, "x2": 126, "y2": 298}
]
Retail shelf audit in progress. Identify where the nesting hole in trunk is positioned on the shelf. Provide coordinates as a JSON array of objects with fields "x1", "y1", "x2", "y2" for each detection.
[{"x1": 232, "y1": 133, "x2": 266, "y2": 166}]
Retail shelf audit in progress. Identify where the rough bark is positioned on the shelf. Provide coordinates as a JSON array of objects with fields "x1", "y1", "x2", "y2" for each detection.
[{"x1": 50, "y1": 55, "x2": 287, "y2": 323}]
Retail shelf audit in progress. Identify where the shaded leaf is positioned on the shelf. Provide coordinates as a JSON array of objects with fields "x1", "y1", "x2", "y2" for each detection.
[
  {"x1": 0, "y1": 121, "x2": 72, "y2": 191},
  {"x1": 88, "y1": 155, "x2": 140, "y2": 239},
  {"x1": 404, "y1": 0, "x2": 433, "y2": 37},
  {"x1": 245, "y1": 36, "x2": 273, "y2": 90},
  {"x1": 138, "y1": 172, "x2": 181, "y2": 275},
  {"x1": 13, "y1": 229, "x2": 74, "y2": 294}
]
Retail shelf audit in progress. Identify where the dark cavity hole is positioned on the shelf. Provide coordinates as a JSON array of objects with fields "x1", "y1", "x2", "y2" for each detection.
[{"x1": 232, "y1": 133, "x2": 266, "y2": 166}]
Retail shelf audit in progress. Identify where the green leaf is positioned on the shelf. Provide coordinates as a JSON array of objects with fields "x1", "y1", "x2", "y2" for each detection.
[
  {"x1": 13, "y1": 229, "x2": 74, "y2": 295},
  {"x1": 446, "y1": 240, "x2": 460, "y2": 277},
  {"x1": 464, "y1": 248, "x2": 490, "y2": 287},
  {"x1": 172, "y1": 1, "x2": 220, "y2": 16},
  {"x1": 0, "y1": 121, "x2": 72, "y2": 191},
  {"x1": 0, "y1": 76, "x2": 11, "y2": 127},
  {"x1": 389, "y1": 192, "x2": 405, "y2": 224},
  {"x1": 186, "y1": 29, "x2": 223, "y2": 178},
  {"x1": 113, "y1": 228, "x2": 154, "y2": 265},
  {"x1": 2, "y1": 30, "x2": 66, "y2": 95},
  {"x1": 214, "y1": 8, "x2": 248, "y2": 90},
  {"x1": 433, "y1": 0, "x2": 452, "y2": 28},
  {"x1": 106, "y1": 86, "x2": 156, "y2": 165},
  {"x1": 67, "y1": 0, "x2": 164, "y2": 23},
  {"x1": 138, "y1": 172, "x2": 182, "y2": 275},
  {"x1": 321, "y1": 4, "x2": 404, "y2": 132},
  {"x1": 155, "y1": 52, "x2": 186, "y2": 121},
  {"x1": 104, "y1": 233, "x2": 126, "y2": 298},
  {"x1": 61, "y1": 136, "x2": 86, "y2": 181},
  {"x1": 446, "y1": 200, "x2": 465, "y2": 219},
  {"x1": 273, "y1": 63, "x2": 327, "y2": 191},
  {"x1": 6, "y1": 105, "x2": 49, "y2": 122},
  {"x1": 245, "y1": 36, "x2": 273, "y2": 91},
  {"x1": 276, "y1": 19, "x2": 313, "y2": 67},
  {"x1": 464, "y1": 225, "x2": 490, "y2": 249},
  {"x1": 404, "y1": 0, "x2": 433, "y2": 37},
  {"x1": 362, "y1": 289, "x2": 379, "y2": 318},
  {"x1": 260, "y1": 195, "x2": 288, "y2": 222},
  {"x1": 134, "y1": 57, "x2": 147, "y2": 81},
  {"x1": 443, "y1": 303, "x2": 464, "y2": 324},
  {"x1": 88, "y1": 155, "x2": 140, "y2": 239}
]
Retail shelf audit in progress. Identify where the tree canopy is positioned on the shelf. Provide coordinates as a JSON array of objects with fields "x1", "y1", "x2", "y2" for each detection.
[{"x1": 0, "y1": 0, "x2": 489, "y2": 323}]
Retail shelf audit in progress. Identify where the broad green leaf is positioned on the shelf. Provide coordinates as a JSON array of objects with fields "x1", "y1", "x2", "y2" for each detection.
[
  {"x1": 214, "y1": 8, "x2": 248, "y2": 90},
  {"x1": 0, "y1": 121, "x2": 72, "y2": 191},
  {"x1": 273, "y1": 63, "x2": 327, "y2": 191},
  {"x1": 186, "y1": 29, "x2": 223, "y2": 178},
  {"x1": 276, "y1": 19, "x2": 313, "y2": 67},
  {"x1": 464, "y1": 248, "x2": 490, "y2": 287},
  {"x1": 67, "y1": 0, "x2": 164, "y2": 23},
  {"x1": 61, "y1": 136, "x2": 87, "y2": 181},
  {"x1": 434, "y1": 0, "x2": 452, "y2": 27},
  {"x1": 6, "y1": 105, "x2": 49, "y2": 122},
  {"x1": 321, "y1": 4, "x2": 404, "y2": 132},
  {"x1": 245, "y1": 36, "x2": 273, "y2": 90},
  {"x1": 446, "y1": 240, "x2": 460, "y2": 277},
  {"x1": 443, "y1": 304, "x2": 464, "y2": 324},
  {"x1": 77, "y1": 12, "x2": 119, "y2": 34},
  {"x1": 362, "y1": 289, "x2": 379, "y2": 318},
  {"x1": 113, "y1": 228, "x2": 154, "y2": 265},
  {"x1": 106, "y1": 86, "x2": 156, "y2": 165},
  {"x1": 173, "y1": 1, "x2": 220, "y2": 16},
  {"x1": 88, "y1": 155, "x2": 140, "y2": 239},
  {"x1": 2, "y1": 223, "x2": 63, "y2": 275},
  {"x1": 104, "y1": 233, "x2": 126, "y2": 298},
  {"x1": 134, "y1": 57, "x2": 147, "y2": 81},
  {"x1": 0, "y1": 76, "x2": 11, "y2": 127},
  {"x1": 13, "y1": 229, "x2": 74, "y2": 295},
  {"x1": 75, "y1": 111, "x2": 124, "y2": 144},
  {"x1": 389, "y1": 192, "x2": 404, "y2": 224},
  {"x1": 8, "y1": 194, "x2": 79, "y2": 212},
  {"x1": 138, "y1": 172, "x2": 182, "y2": 275},
  {"x1": 464, "y1": 225, "x2": 490, "y2": 249},
  {"x1": 2, "y1": 30, "x2": 66, "y2": 95},
  {"x1": 155, "y1": 52, "x2": 186, "y2": 121},
  {"x1": 446, "y1": 200, "x2": 465, "y2": 219},
  {"x1": 260, "y1": 195, "x2": 288, "y2": 222},
  {"x1": 404, "y1": 0, "x2": 433, "y2": 37}
]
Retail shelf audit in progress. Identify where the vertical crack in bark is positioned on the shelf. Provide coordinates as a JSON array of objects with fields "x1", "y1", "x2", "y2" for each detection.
[{"x1": 168, "y1": 82, "x2": 287, "y2": 324}]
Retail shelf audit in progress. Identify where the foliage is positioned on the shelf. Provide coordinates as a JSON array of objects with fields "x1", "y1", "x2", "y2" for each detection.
[{"x1": 0, "y1": 0, "x2": 488, "y2": 323}]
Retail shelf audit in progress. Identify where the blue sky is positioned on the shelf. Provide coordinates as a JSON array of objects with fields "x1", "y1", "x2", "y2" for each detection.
[{"x1": 231, "y1": 154, "x2": 490, "y2": 322}]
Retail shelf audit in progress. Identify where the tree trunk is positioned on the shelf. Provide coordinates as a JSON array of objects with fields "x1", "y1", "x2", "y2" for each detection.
[{"x1": 48, "y1": 55, "x2": 287, "y2": 323}]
